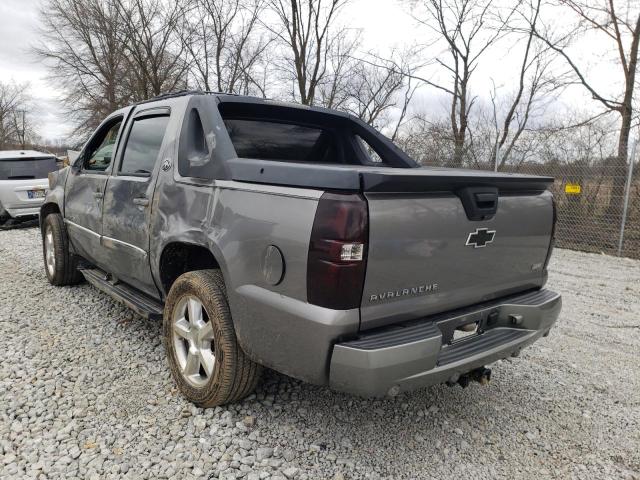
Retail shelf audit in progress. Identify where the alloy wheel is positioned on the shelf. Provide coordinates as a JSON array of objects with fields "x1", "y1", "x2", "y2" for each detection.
[
  {"x1": 171, "y1": 295, "x2": 216, "y2": 387},
  {"x1": 44, "y1": 226, "x2": 56, "y2": 277}
]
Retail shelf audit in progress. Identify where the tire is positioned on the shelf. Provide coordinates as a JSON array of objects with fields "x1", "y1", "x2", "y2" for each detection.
[
  {"x1": 0, "y1": 201, "x2": 10, "y2": 225},
  {"x1": 42, "y1": 213, "x2": 83, "y2": 286},
  {"x1": 163, "y1": 270, "x2": 262, "y2": 407}
]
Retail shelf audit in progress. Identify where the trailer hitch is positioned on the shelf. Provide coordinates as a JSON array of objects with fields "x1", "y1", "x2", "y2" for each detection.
[{"x1": 447, "y1": 367, "x2": 492, "y2": 388}]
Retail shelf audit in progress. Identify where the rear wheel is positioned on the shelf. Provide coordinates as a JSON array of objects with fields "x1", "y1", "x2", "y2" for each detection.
[
  {"x1": 163, "y1": 270, "x2": 261, "y2": 407},
  {"x1": 42, "y1": 213, "x2": 83, "y2": 286}
]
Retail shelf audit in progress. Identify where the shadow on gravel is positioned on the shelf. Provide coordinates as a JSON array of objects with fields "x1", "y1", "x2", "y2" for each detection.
[
  {"x1": 0, "y1": 217, "x2": 39, "y2": 230},
  {"x1": 243, "y1": 358, "x2": 599, "y2": 471}
]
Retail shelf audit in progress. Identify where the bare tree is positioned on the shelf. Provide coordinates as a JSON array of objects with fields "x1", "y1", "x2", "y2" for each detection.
[
  {"x1": 343, "y1": 54, "x2": 408, "y2": 128},
  {"x1": 315, "y1": 33, "x2": 360, "y2": 110},
  {"x1": 390, "y1": 76, "x2": 419, "y2": 142},
  {"x1": 0, "y1": 82, "x2": 33, "y2": 149},
  {"x1": 488, "y1": 0, "x2": 564, "y2": 169},
  {"x1": 181, "y1": 0, "x2": 270, "y2": 95},
  {"x1": 394, "y1": 115, "x2": 455, "y2": 166},
  {"x1": 410, "y1": 0, "x2": 517, "y2": 167},
  {"x1": 35, "y1": 0, "x2": 128, "y2": 134},
  {"x1": 117, "y1": 0, "x2": 189, "y2": 100},
  {"x1": 266, "y1": 0, "x2": 353, "y2": 106},
  {"x1": 534, "y1": 0, "x2": 640, "y2": 213},
  {"x1": 336, "y1": 51, "x2": 421, "y2": 138}
]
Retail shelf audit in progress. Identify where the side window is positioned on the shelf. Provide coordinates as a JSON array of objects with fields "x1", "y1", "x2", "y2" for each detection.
[
  {"x1": 84, "y1": 120, "x2": 122, "y2": 171},
  {"x1": 355, "y1": 134, "x2": 385, "y2": 164},
  {"x1": 120, "y1": 115, "x2": 170, "y2": 176}
]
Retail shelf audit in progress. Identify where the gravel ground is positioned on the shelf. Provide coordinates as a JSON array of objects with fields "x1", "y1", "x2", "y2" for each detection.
[{"x1": 1, "y1": 227, "x2": 639, "y2": 480}]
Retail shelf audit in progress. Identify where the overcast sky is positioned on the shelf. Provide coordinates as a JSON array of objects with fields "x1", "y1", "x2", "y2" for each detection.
[{"x1": 0, "y1": 0, "x2": 622, "y2": 142}]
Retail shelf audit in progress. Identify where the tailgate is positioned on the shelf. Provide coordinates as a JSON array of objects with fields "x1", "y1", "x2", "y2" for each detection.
[{"x1": 360, "y1": 186, "x2": 554, "y2": 330}]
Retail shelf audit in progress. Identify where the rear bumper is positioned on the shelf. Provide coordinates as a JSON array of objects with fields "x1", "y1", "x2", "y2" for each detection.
[
  {"x1": 5, "y1": 205, "x2": 42, "y2": 218},
  {"x1": 0, "y1": 180, "x2": 48, "y2": 218},
  {"x1": 329, "y1": 289, "x2": 561, "y2": 397}
]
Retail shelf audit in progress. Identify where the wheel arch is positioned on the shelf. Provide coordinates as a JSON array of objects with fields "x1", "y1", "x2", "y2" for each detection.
[
  {"x1": 158, "y1": 241, "x2": 225, "y2": 296},
  {"x1": 39, "y1": 202, "x2": 61, "y2": 234}
]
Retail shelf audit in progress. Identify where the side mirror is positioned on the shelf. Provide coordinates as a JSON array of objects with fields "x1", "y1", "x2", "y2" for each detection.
[
  {"x1": 71, "y1": 154, "x2": 84, "y2": 172},
  {"x1": 67, "y1": 150, "x2": 82, "y2": 170}
]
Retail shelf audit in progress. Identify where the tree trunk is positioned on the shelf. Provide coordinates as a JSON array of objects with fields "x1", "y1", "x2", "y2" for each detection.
[
  {"x1": 610, "y1": 106, "x2": 632, "y2": 218},
  {"x1": 609, "y1": 13, "x2": 640, "y2": 219},
  {"x1": 452, "y1": 134, "x2": 465, "y2": 168}
]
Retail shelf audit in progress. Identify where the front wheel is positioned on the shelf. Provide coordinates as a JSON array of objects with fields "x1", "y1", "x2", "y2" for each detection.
[
  {"x1": 163, "y1": 270, "x2": 262, "y2": 407},
  {"x1": 42, "y1": 213, "x2": 83, "y2": 286}
]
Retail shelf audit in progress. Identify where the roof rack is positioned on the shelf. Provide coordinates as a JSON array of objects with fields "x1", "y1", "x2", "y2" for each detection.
[
  {"x1": 135, "y1": 90, "x2": 204, "y2": 105},
  {"x1": 135, "y1": 89, "x2": 243, "y2": 105}
]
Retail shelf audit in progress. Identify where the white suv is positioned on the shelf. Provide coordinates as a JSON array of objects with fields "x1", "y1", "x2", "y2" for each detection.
[{"x1": 0, "y1": 150, "x2": 58, "y2": 222}]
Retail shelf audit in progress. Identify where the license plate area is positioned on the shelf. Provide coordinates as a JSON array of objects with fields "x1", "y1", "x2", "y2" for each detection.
[
  {"x1": 28, "y1": 189, "x2": 46, "y2": 199},
  {"x1": 451, "y1": 322, "x2": 479, "y2": 343},
  {"x1": 436, "y1": 309, "x2": 499, "y2": 345}
]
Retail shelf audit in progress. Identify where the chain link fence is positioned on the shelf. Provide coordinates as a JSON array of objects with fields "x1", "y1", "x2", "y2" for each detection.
[{"x1": 507, "y1": 161, "x2": 639, "y2": 259}]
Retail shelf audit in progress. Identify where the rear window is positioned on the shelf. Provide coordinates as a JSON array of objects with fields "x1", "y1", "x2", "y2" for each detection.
[
  {"x1": 0, "y1": 157, "x2": 57, "y2": 180},
  {"x1": 224, "y1": 119, "x2": 340, "y2": 163}
]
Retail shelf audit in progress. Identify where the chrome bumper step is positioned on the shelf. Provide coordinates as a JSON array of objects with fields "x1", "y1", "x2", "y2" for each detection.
[
  {"x1": 329, "y1": 289, "x2": 561, "y2": 397},
  {"x1": 437, "y1": 328, "x2": 528, "y2": 366}
]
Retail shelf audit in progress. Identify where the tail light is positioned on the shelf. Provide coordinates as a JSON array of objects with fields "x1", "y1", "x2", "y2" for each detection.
[
  {"x1": 543, "y1": 195, "x2": 557, "y2": 270},
  {"x1": 307, "y1": 193, "x2": 368, "y2": 309}
]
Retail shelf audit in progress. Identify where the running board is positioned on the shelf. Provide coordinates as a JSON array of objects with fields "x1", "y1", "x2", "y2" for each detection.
[{"x1": 80, "y1": 268, "x2": 164, "y2": 320}]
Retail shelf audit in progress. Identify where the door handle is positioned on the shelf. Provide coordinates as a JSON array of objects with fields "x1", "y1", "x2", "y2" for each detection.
[
  {"x1": 133, "y1": 197, "x2": 149, "y2": 206},
  {"x1": 93, "y1": 191, "x2": 103, "y2": 199}
]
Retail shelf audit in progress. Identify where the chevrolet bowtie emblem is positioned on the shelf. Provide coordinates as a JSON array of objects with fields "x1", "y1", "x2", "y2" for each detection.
[{"x1": 466, "y1": 228, "x2": 496, "y2": 248}]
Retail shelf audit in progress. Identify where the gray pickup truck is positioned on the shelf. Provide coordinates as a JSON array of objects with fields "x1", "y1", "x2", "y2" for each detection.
[{"x1": 40, "y1": 91, "x2": 561, "y2": 407}]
